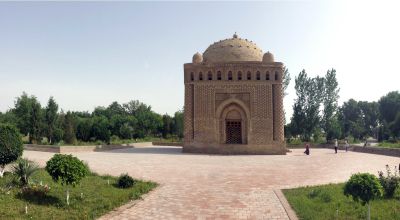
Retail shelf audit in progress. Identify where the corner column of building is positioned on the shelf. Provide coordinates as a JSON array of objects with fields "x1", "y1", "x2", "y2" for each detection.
[
  {"x1": 184, "y1": 84, "x2": 194, "y2": 145},
  {"x1": 272, "y1": 84, "x2": 284, "y2": 142}
]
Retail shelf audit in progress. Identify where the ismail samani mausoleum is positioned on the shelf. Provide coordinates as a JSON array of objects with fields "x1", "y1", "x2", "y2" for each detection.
[{"x1": 183, "y1": 34, "x2": 286, "y2": 155}]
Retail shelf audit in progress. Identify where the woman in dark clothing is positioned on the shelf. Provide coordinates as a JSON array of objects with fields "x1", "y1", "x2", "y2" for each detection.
[{"x1": 304, "y1": 143, "x2": 310, "y2": 155}]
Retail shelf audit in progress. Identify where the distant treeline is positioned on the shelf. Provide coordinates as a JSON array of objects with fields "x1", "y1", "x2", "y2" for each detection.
[
  {"x1": 286, "y1": 69, "x2": 400, "y2": 142},
  {"x1": 1, "y1": 69, "x2": 399, "y2": 145},
  {"x1": 0, "y1": 93, "x2": 183, "y2": 145}
]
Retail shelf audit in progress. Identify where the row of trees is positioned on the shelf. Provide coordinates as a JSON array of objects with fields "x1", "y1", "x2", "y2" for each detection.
[
  {"x1": 1, "y1": 69, "x2": 398, "y2": 144},
  {"x1": 339, "y1": 92, "x2": 400, "y2": 141},
  {"x1": 288, "y1": 69, "x2": 340, "y2": 141},
  {"x1": 286, "y1": 68, "x2": 400, "y2": 142},
  {"x1": 0, "y1": 93, "x2": 183, "y2": 144}
]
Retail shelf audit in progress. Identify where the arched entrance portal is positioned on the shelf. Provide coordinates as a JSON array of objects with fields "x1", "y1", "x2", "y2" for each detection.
[{"x1": 216, "y1": 100, "x2": 249, "y2": 145}]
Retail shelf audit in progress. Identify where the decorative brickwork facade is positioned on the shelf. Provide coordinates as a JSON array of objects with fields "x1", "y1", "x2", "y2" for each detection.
[{"x1": 183, "y1": 34, "x2": 286, "y2": 154}]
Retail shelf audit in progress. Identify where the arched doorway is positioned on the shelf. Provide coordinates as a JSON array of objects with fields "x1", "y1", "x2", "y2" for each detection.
[
  {"x1": 216, "y1": 100, "x2": 249, "y2": 145},
  {"x1": 225, "y1": 110, "x2": 242, "y2": 144}
]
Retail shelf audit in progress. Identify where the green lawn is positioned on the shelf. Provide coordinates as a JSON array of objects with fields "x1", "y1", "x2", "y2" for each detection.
[
  {"x1": 378, "y1": 141, "x2": 400, "y2": 148},
  {"x1": 0, "y1": 170, "x2": 157, "y2": 220},
  {"x1": 283, "y1": 183, "x2": 400, "y2": 220}
]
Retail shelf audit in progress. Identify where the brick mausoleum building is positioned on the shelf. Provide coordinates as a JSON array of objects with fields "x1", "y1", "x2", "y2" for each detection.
[{"x1": 183, "y1": 34, "x2": 286, "y2": 154}]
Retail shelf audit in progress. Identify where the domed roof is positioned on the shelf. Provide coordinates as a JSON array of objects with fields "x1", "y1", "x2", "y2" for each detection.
[
  {"x1": 263, "y1": 51, "x2": 274, "y2": 63},
  {"x1": 202, "y1": 33, "x2": 263, "y2": 63},
  {"x1": 192, "y1": 52, "x2": 203, "y2": 64}
]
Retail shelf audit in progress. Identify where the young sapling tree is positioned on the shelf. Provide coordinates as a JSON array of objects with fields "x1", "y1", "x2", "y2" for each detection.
[{"x1": 45, "y1": 154, "x2": 88, "y2": 205}]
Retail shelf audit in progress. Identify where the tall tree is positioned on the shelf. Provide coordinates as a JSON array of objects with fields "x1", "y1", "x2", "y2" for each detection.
[
  {"x1": 63, "y1": 111, "x2": 77, "y2": 144},
  {"x1": 378, "y1": 91, "x2": 400, "y2": 139},
  {"x1": 106, "y1": 101, "x2": 126, "y2": 118},
  {"x1": 378, "y1": 91, "x2": 400, "y2": 124},
  {"x1": 339, "y1": 99, "x2": 365, "y2": 140},
  {"x1": 173, "y1": 110, "x2": 184, "y2": 139},
  {"x1": 13, "y1": 92, "x2": 33, "y2": 136},
  {"x1": 290, "y1": 70, "x2": 324, "y2": 141},
  {"x1": 162, "y1": 114, "x2": 173, "y2": 138},
  {"x1": 45, "y1": 97, "x2": 59, "y2": 144},
  {"x1": 29, "y1": 98, "x2": 43, "y2": 144},
  {"x1": 282, "y1": 67, "x2": 291, "y2": 97},
  {"x1": 322, "y1": 69, "x2": 340, "y2": 141},
  {"x1": 76, "y1": 117, "x2": 93, "y2": 142},
  {"x1": 389, "y1": 112, "x2": 400, "y2": 139},
  {"x1": 91, "y1": 116, "x2": 111, "y2": 143},
  {"x1": 358, "y1": 101, "x2": 379, "y2": 138}
]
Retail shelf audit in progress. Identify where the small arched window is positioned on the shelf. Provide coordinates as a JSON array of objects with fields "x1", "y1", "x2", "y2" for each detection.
[
  {"x1": 199, "y1": 72, "x2": 203, "y2": 81},
  {"x1": 256, "y1": 71, "x2": 261, "y2": 80},
  {"x1": 275, "y1": 71, "x2": 279, "y2": 80},
  {"x1": 228, "y1": 71, "x2": 233, "y2": 80},
  {"x1": 247, "y1": 71, "x2": 251, "y2": 80},
  {"x1": 266, "y1": 71, "x2": 270, "y2": 80},
  {"x1": 208, "y1": 71, "x2": 212, "y2": 80},
  {"x1": 190, "y1": 72, "x2": 194, "y2": 81},
  {"x1": 238, "y1": 71, "x2": 242, "y2": 80},
  {"x1": 217, "y1": 71, "x2": 222, "y2": 80}
]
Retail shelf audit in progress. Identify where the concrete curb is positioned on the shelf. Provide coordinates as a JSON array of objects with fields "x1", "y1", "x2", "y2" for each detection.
[
  {"x1": 98, "y1": 184, "x2": 161, "y2": 220},
  {"x1": 273, "y1": 189, "x2": 298, "y2": 220}
]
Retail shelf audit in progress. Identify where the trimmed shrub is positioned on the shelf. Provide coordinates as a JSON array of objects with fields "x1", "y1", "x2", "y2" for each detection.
[
  {"x1": 344, "y1": 173, "x2": 383, "y2": 220},
  {"x1": 45, "y1": 154, "x2": 88, "y2": 186},
  {"x1": 344, "y1": 173, "x2": 383, "y2": 205},
  {"x1": 0, "y1": 124, "x2": 23, "y2": 177},
  {"x1": 117, "y1": 174, "x2": 135, "y2": 188}
]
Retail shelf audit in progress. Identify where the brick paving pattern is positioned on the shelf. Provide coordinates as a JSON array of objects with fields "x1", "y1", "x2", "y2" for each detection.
[{"x1": 23, "y1": 147, "x2": 399, "y2": 219}]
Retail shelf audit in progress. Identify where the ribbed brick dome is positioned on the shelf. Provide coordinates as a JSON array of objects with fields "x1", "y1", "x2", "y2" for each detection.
[{"x1": 202, "y1": 34, "x2": 263, "y2": 63}]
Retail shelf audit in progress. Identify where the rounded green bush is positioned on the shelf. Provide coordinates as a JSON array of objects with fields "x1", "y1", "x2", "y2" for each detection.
[
  {"x1": 344, "y1": 173, "x2": 383, "y2": 205},
  {"x1": 117, "y1": 174, "x2": 135, "y2": 188},
  {"x1": 0, "y1": 124, "x2": 23, "y2": 168},
  {"x1": 45, "y1": 154, "x2": 88, "y2": 186}
]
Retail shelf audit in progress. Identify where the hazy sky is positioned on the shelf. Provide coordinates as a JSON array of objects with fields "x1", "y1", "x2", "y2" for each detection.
[{"x1": 0, "y1": 1, "x2": 399, "y2": 121}]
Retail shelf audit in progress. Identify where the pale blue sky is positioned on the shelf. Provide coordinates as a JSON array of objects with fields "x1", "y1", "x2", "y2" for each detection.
[{"x1": 1, "y1": 1, "x2": 399, "y2": 121}]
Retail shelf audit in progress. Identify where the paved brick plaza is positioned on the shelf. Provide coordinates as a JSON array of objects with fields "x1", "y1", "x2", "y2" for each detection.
[{"x1": 24, "y1": 146, "x2": 399, "y2": 220}]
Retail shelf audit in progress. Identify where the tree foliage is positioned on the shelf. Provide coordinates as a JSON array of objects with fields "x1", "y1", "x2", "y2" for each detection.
[
  {"x1": 13, "y1": 92, "x2": 33, "y2": 136},
  {"x1": 0, "y1": 123, "x2": 23, "y2": 177},
  {"x1": 378, "y1": 165, "x2": 400, "y2": 198},
  {"x1": 30, "y1": 99, "x2": 43, "y2": 144},
  {"x1": 322, "y1": 69, "x2": 340, "y2": 141},
  {"x1": 344, "y1": 173, "x2": 383, "y2": 220},
  {"x1": 45, "y1": 154, "x2": 88, "y2": 186},
  {"x1": 378, "y1": 91, "x2": 400, "y2": 139},
  {"x1": 63, "y1": 112, "x2": 77, "y2": 144},
  {"x1": 91, "y1": 116, "x2": 111, "y2": 143},
  {"x1": 282, "y1": 67, "x2": 291, "y2": 97},
  {"x1": 339, "y1": 99, "x2": 364, "y2": 140},
  {"x1": 44, "y1": 97, "x2": 59, "y2": 144},
  {"x1": 344, "y1": 173, "x2": 383, "y2": 205},
  {"x1": 290, "y1": 70, "x2": 324, "y2": 141}
]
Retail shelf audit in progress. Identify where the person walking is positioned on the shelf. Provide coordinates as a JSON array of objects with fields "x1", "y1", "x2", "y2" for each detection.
[
  {"x1": 345, "y1": 139, "x2": 349, "y2": 152},
  {"x1": 304, "y1": 143, "x2": 310, "y2": 155},
  {"x1": 334, "y1": 139, "x2": 338, "y2": 154}
]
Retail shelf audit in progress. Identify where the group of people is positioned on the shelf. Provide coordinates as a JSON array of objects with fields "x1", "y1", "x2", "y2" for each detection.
[
  {"x1": 304, "y1": 139, "x2": 350, "y2": 155},
  {"x1": 334, "y1": 139, "x2": 350, "y2": 153}
]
